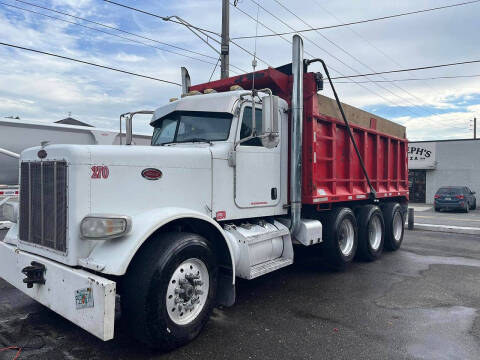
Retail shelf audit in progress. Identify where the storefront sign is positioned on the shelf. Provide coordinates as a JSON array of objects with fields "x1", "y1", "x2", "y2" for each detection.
[{"x1": 408, "y1": 142, "x2": 436, "y2": 169}]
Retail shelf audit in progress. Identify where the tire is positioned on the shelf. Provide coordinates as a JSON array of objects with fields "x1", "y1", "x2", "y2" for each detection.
[
  {"x1": 122, "y1": 232, "x2": 218, "y2": 350},
  {"x1": 355, "y1": 205, "x2": 385, "y2": 261},
  {"x1": 382, "y1": 202, "x2": 404, "y2": 251},
  {"x1": 434, "y1": 206, "x2": 440, "y2": 212},
  {"x1": 464, "y1": 202, "x2": 470, "y2": 213},
  {"x1": 323, "y1": 207, "x2": 358, "y2": 269},
  {"x1": 472, "y1": 200, "x2": 477, "y2": 210}
]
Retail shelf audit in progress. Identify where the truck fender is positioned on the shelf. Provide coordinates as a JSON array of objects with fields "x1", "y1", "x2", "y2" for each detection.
[{"x1": 80, "y1": 207, "x2": 236, "y2": 285}]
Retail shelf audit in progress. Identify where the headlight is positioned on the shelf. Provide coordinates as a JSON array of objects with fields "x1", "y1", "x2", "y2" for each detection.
[
  {"x1": 3, "y1": 202, "x2": 18, "y2": 223},
  {"x1": 80, "y1": 215, "x2": 131, "y2": 239}
]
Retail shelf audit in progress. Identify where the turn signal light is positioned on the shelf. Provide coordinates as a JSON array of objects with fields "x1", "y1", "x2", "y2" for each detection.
[{"x1": 456, "y1": 195, "x2": 464, "y2": 199}]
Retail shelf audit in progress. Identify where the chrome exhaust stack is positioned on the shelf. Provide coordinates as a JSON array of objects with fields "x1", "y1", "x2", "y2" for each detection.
[{"x1": 290, "y1": 35, "x2": 303, "y2": 236}]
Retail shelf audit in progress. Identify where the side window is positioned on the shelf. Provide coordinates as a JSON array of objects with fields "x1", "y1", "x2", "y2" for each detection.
[
  {"x1": 240, "y1": 106, "x2": 263, "y2": 146},
  {"x1": 152, "y1": 119, "x2": 176, "y2": 145}
]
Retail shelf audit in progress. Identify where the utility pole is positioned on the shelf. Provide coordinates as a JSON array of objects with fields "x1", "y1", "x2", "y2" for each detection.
[
  {"x1": 474, "y1": 117, "x2": 477, "y2": 139},
  {"x1": 221, "y1": 0, "x2": 229, "y2": 79}
]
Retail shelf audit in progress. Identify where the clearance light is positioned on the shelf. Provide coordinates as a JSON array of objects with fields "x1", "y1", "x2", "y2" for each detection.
[
  {"x1": 230, "y1": 85, "x2": 244, "y2": 91},
  {"x1": 169, "y1": 97, "x2": 178, "y2": 102},
  {"x1": 204, "y1": 88, "x2": 217, "y2": 94},
  {"x1": 80, "y1": 215, "x2": 131, "y2": 240}
]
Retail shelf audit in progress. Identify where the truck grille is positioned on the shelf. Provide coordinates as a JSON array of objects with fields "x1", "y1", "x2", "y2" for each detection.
[{"x1": 19, "y1": 161, "x2": 68, "y2": 253}]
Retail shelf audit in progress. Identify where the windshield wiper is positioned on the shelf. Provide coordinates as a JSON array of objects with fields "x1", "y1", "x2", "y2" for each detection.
[
  {"x1": 182, "y1": 138, "x2": 213, "y2": 144},
  {"x1": 160, "y1": 138, "x2": 212, "y2": 146}
]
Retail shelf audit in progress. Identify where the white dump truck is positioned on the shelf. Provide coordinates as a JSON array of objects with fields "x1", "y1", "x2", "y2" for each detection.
[{"x1": 0, "y1": 36, "x2": 408, "y2": 350}]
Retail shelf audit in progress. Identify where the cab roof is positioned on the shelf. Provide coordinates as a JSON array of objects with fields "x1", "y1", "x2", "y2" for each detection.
[{"x1": 150, "y1": 90, "x2": 248, "y2": 125}]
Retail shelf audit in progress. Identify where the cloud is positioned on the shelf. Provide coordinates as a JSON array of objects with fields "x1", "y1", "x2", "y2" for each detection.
[{"x1": 0, "y1": 0, "x2": 479, "y2": 141}]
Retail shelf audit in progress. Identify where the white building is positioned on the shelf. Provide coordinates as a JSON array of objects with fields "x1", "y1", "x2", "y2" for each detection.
[{"x1": 408, "y1": 139, "x2": 480, "y2": 204}]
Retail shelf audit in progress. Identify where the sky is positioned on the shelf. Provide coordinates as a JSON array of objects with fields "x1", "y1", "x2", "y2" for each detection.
[{"x1": 0, "y1": 0, "x2": 479, "y2": 140}]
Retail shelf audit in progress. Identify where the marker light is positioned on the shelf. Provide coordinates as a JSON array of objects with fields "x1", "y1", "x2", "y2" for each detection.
[{"x1": 80, "y1": 215, "x2": 131, "y2": 240}]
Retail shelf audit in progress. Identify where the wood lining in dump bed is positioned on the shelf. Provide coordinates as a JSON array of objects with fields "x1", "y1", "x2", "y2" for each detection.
[{"x1": 317, "y1": 94, "x2": 406, "y2": 139}]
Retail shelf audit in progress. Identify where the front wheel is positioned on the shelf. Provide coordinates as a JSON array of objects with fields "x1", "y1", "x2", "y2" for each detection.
[
  {"x1": 383, "y1": 202, "x2": 404, "y2": 251},
  {"x1": 122, "y1": 232, "x2": 217, "y2": 350},
  {"x1": 323, "y1": 207, "x2": 358, "y2": 269}
]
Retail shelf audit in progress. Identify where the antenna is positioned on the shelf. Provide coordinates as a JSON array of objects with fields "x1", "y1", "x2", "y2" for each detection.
[{"x1": 250, "y1": 3, "x2": 260, "y2": 137}]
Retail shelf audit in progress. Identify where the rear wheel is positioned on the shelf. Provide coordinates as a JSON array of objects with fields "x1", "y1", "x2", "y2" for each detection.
[
  {"x1": 122, "y1": 232, "x2": 217, "y2": 350},
  {"x1": 464, "y1": 202, "x2": 470, "y2": 213},
  {"x1": 472, "y1": 200, "x2": 477, "y2": 210},
  {"x1": 323, "y1": 207, "x2": 358, "y2": 269},
  {"x1": 356, "y1": 205, "x2": 384, "y2": 261},
  {"x1": 383, "y1": 202, "x2": 404, "y2": 251}
]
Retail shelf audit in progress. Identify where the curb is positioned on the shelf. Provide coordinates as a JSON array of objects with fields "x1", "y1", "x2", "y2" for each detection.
[{"x1": 409, "y1": 222, "x2": 480, "y2": 235}]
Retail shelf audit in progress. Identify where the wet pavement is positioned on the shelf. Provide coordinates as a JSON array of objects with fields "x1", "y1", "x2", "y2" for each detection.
[
  {"x1": 0, "y1": 229, "x2": 479, "y2": 360},
  {"x1": 410, "y1": 206, "x2": 480, "y2": 228}
]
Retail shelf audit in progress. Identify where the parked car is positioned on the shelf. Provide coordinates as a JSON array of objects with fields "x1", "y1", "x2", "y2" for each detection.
[{"x1": 434, "y1": 186, "x2": 477, "y2": 212}]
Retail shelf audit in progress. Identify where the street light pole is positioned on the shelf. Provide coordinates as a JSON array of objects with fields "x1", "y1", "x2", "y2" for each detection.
[{"x1": 221, "y1": 0, "x2": 229, "y2": 79}]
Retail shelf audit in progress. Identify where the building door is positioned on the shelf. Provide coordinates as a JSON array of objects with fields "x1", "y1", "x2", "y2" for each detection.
[{"x1": 408, "y1": 170, "x2": 426, "y2": 203}]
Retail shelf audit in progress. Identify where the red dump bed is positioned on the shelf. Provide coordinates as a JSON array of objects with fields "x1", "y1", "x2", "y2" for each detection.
[{"x1": 190, "y1": 67, "x2": 409, "y2": 205}]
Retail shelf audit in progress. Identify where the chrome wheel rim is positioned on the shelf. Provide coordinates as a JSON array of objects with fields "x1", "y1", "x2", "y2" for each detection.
[
  {"x1": 339, "y1": 218, "x2": 355, "y2": 256},
  {"x1": 393, "y1": 212, "x2": 403, "y2": 242},
  {"x1": 368, "y1": 215, "x2": 382, "y2": 250},
  {"x1": 166, "y1": 258, "x2": 209, "y2": 326}
]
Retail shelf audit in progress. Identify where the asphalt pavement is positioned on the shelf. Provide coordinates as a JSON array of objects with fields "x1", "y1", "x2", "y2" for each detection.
[
  {"x1": 0, "y1": 228, "x2": 479, "y2": 360},
  {"x1": 411, "y1": 206, "x2": 480, "y2": 228}
]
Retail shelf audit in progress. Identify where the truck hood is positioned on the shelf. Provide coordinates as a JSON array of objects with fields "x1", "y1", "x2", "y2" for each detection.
[
  {"x1": 21, "y1": 144, "x2": 212, "y2": 169},
  {"x1": 17, "y1": 144, "x2": 214, "y2": 266}
]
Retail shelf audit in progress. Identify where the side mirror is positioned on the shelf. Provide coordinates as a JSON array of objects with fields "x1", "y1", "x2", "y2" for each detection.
[
  {"x1": 472, "y1": 191, "x2": 476, "y2": 195},
  {"x1": 261, "y1": 95, "x2": 280, "y2": 148}
]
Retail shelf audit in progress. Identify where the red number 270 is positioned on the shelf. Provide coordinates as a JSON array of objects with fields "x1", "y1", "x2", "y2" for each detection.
[{"x1": 91, "y1": 165, "x2": 109, "y2": 179}]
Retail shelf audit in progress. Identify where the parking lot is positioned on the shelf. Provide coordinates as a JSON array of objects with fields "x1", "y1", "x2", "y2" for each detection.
[{"x1": 1, "y1": 224, "x2": 479, "y2": 360}]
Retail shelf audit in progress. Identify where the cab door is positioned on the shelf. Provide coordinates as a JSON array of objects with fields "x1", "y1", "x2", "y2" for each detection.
[{"x1": 234, "y1": 104, "x2": 281, "y2": 208}]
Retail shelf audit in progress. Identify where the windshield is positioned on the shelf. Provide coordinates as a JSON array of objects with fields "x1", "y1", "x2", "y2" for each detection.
[
  {"x1": 437, "y1": 187, "x2": 462, "y2": 195},
  {"x1": 151, "y1": 111, "x2": 232, "y2": 145}
]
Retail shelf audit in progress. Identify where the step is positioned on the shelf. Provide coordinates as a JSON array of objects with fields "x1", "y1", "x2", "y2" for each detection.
[
  {"x1": 249, "y1": 257, "x2": 293, "y2": 280},
  {"x1": 240, "y1": 228, "x2": 290, "y2": 245}
]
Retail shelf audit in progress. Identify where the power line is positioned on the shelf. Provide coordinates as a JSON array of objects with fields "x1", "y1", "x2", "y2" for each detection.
[
  {"x1": 8, "y1": 0, "x2": 246, "y2": 74},
  {"x1": 102, "y1": 0, "x2": 272, "y2": 68},
  {"x1": 14, "y1": 0, "x2": 216, "y2": 61},
  {"x1": 331, "y1": 59, "x2": 480, "y2": 79},
  {"x1": 309, "y1": 0, "x2": 444, "y2": 117},
  {"x1": 2, "y1": 2, "x2": 225, "y2": 69},
  {"x1": 233, "y1": 1, "x2": 421, "y2": 116},
  {"x1": 242, "y1": 0, "x2": 425, "y2": 117},
  {"x1": 0, "y1": 41, "x2": 181, "y2": 85},
  {"x1": 102, "y1": 0, "x2": 221, "y2": 36},
  {"x1": 232, "y1": 0, "x2": 480, "y2": 39},
  {"x1": 334, "y1": 74, "x2": 480, "y2": 83},
  {"x1": 273, "y1": 0, "x2": 437, "y2": 118},
  {"x1": 275, "y1": 0, "x2": 446, "y2": 120}
]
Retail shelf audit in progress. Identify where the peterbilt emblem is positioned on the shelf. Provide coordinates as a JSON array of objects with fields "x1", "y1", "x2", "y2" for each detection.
[
  {"x1": 37, "y1": 149, "x2": 47, "y2": 159},
  {"x1": 142, "y1": 168, "x2": 162, "y2": 180}
]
